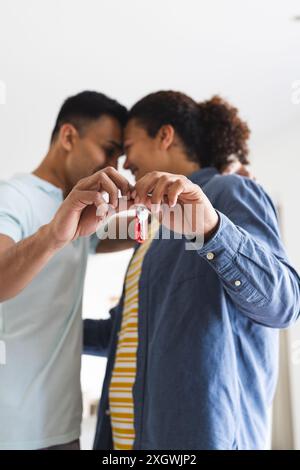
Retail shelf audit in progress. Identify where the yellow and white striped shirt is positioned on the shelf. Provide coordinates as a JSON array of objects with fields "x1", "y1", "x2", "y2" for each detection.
[{"x1": 108, "y1": 221, "x2": 158, "y2": 450}]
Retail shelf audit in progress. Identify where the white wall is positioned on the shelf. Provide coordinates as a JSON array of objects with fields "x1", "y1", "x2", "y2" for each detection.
[
  {"x1": 1, "y1": 0, "x2": 300, "y2": 182},
  {"x1": 252, "y1": 121, "x2": 300, "y2": 449}
]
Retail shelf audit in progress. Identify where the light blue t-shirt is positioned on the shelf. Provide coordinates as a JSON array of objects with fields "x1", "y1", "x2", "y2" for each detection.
[{"x1": 0, "y1": 173, "x2": 95, "y2": 449}]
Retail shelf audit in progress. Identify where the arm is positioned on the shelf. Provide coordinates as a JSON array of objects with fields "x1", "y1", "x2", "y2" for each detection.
[
  {"x1": 197, "y1": 175, "x2": 300, "y2": 328},
  {"x1": 0, "y1": 167, "x2": 131, "y2": 302},
  {"x1": 133, "y1": 171, "x2": 300, "y2": 329},
  {"x1": 0, "y1": 228, "x2": 61, "y2": 301}
]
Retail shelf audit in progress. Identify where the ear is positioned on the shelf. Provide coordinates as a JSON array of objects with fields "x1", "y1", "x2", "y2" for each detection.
[
  {"x1": 157, "y1": 125, "x2": 175, "y2": 150},
  {"x1": 58, "y1": 124, "x2": 79, "y2": 152}
]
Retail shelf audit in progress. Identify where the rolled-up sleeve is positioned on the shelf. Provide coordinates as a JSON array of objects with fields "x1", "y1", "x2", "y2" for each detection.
[{"x1": 197, "y1": 175, "x2": 300, "y2": 328}]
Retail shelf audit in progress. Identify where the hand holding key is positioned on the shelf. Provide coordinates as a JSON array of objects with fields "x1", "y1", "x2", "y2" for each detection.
[
  {"x1": 49, "y1": 167, "x2": 133, "y2": 249},
  {"x1": 131, "y1": 171, "x2": 219, "y2": 240}
]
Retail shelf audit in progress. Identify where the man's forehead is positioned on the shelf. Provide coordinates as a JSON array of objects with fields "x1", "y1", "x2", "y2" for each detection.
[
  {"x1": 87, "y1": 115, "x2": 123, "y2": 142},
  {"x1": 88, "y1": 115, "x2": 121, "y2": 132}
]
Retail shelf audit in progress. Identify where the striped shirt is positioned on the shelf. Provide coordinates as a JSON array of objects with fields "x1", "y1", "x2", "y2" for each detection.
[{"x1": 108, "y1": 220, "x2": 157, "y2": 450}]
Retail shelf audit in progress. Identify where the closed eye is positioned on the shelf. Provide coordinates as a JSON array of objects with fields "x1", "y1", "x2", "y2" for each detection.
[{"x1": 105, "y1": 146, "x2": 116, "y2": 158}]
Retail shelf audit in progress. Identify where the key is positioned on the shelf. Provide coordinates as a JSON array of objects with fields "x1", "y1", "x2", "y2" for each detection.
[{"x1": 135, "y1": 206, "x2": 148, "y2": 243}]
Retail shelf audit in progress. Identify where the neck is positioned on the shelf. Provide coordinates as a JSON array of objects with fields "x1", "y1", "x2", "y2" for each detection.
[
  {"x1": 32, "y1": 145, "x2": 71, "y2": 197},
  {"x1": 166, "y1": 150, "x2": 200, "y2": 177}
]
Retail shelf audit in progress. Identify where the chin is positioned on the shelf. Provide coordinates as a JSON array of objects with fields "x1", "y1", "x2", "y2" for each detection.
[{"x1": 135, "y1": 170, "x2": 147, "y2": 181}]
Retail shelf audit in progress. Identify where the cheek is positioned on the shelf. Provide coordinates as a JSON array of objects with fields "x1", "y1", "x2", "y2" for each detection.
[
  {"x1": 82, "y1": 146, "x2": 107, "y2": 172},
  {"x1": 67, "y1": 150, "x2": 97, "y2": 179},
  {"x1": 94, "y1": 149, "x2": 107, "y2": 166},
  {"x1": 130, "y1": 143, "x2": 158, "y2": 172},
  {"x1": 142, "y1": 147, "x2": 161, "y2": 171},
  {"x1": 66, "y1": 153, "x2": 80, "y2": 173}
]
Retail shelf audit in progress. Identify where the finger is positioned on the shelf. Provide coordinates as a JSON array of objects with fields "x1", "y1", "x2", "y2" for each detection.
[
  {"x1": 103, "y1": 166, "x2": 133, "y2": 196},
  {"x1": 167, "y1": 179, "x2": 185, "y2": 207},
  {"x1": 69, "y1": 190, "x2": 103, "y2": 210},
  {"x1": 151, "y1": 175, "x2": 172, "y2": 205},
  {"x1": 94, "y1": 193, "x2": 109, "y2": 219},
  {"x1": 116, "y1": 196, "x2": 136, "y2": 213},
  {"x1": 76, "y1": 167, "x2": 132, "y2": 197},
  {"x1": 97, "y1": 172, "x2": 119, "y2": 208},
  {"x1": 134, "y1": 172, "x2": 161, "y2": 205},
  {"x1": 76, "y1": 172, "x2": 106, "y2": 191}
]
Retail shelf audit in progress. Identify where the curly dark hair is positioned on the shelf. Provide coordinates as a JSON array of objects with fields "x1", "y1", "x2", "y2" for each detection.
[
  {"x1": 128, "y1": 91, "x2": 250, "y2": 170},
  {"x1": 197, "y1": 95, "x2": 250, "y2": 168}
]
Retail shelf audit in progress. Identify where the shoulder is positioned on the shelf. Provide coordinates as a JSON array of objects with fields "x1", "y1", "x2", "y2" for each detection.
[
  {"x1": 206, "y1": 174, "x2": 276, "y2": 213},
  {"x1": 0, "y1": 176, "x2": 32, "y2": 204},
  {"x1": 0, "y1": 177, "x2": 33, "y2": 227},
  {"x1": 203, "y1": 174, "x2": 279, "y2": 233},
  {"x1": 205, "y1": 173, "x2": 262, "y2": 197}
]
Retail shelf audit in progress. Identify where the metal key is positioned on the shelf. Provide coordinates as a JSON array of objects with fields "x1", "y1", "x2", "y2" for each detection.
[{"x1": 135, "y1": 206, "x2": 148, "y2": 243}]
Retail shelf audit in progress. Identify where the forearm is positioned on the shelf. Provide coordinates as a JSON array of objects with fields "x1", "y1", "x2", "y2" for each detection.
[
  {"x1": 0, "y1": 224, "x2": 61, "y2": 301},
  {"x1": 198, "y1": 212, "x2": 300, "y2": 328},
  {"x1": 0, "y1": 167, "x2": 134, "y2": 301}
]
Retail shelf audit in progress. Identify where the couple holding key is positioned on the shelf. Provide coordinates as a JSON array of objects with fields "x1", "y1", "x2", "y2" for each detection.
[{"x1": 0, "y1": 90, "x2": 299, "y2": 450}]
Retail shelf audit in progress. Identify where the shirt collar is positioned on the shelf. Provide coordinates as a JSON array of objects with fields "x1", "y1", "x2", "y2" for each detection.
[
  {"x1": 14, "y1": 173, "x2": 63, "y2": 200},
  {"x1": 188, "y1": 167, "x2": 219, "y2": 188}
]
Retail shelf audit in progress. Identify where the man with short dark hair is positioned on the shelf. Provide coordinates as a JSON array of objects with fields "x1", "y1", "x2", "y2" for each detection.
[{"x1": 0, "y1": 91, "x2": 131, "y2": 450}]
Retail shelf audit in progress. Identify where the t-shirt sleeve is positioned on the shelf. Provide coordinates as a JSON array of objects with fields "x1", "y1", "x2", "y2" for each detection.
[{"x1": 0, "y1": 181, "x2": 30, "y2": 243}]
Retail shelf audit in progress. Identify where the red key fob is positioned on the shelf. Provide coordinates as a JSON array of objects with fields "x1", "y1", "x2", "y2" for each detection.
[
  {"x1": 135, "y1": 206, "x2": 148, "y2": 243},
  {"x1": 135, "y1": 217, "x2": 143, "y2": 243}
]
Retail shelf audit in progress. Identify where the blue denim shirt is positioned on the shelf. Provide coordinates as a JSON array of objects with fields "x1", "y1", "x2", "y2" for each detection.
[{"x1": 84, "y1": 168, "x2": 300, "y2": 450}]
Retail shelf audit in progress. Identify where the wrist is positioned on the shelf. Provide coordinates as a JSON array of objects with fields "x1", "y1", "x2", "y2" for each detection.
[
  {"x1": 203, "y1": 209, "x2": 220, "y2": 242},
  {"x1": 40, "y1": 223, "x2": 67, "y2": 252}
]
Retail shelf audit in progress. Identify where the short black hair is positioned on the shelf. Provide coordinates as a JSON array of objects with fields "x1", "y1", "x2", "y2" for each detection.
[{"x1": 51, "y1": 91, "x2": 128, "y2": 142}]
